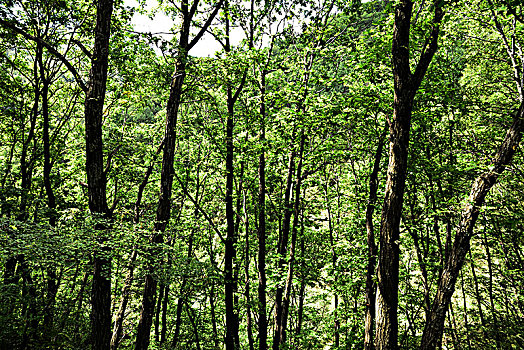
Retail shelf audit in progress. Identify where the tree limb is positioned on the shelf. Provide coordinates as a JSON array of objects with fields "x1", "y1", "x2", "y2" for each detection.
[{"x1": 0, "y1": 19, "x2": 88, "y2": 92}]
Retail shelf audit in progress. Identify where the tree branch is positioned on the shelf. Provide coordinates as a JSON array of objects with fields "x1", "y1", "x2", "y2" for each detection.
[
  {"x1": 187, "y1": 0, "x2": 225, "y2": 51},
  {"x1": 0, "y1": 19, "x2": 88, "y2": 92}
]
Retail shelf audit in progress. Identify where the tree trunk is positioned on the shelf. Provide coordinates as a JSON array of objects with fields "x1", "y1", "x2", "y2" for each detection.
[
  {"x1": 110, "y1": 139, "x2": 164, "y2": 350},
  {"x1": 224, "y1": 78, "x2": 238, "y2": 350},
  {"x1": 364, "y1": 129, "x2": 385, "y2": 350},
  {"x1": 375, "y1": 1, "x2": 442, "y2": 348},
  {"x1": 244, "y1": 192, "x2": 255, "y2": 350},
  {"x1": 272, "y1": 150, "x2": 295, "y2": 350},
  {"x1": 84, "y1": 1, "x2": 114, "y2": 349},
  {"x1": 134, "y1": 48, "x2": 187, "y2": 350},
  {"x1": 419, "y1": 106, "x2": 524, "y2": 349},
  {"x1": 134, "y1": 0, "x2": 224, "y2": 345},
  {"x1": 38, "y1": 50, "x2": 59, "y2": 338},
  {"x1": 278, "y1": 132, "x2": 305, "y2": 348},
  {"x1": 257, "y1": 69, "x2": 268, "y2": 350}
]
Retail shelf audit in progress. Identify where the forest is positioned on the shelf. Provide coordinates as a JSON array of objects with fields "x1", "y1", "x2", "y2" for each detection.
[{"x1": 0, "y1": 0, "x2": 523, "y2": 349}]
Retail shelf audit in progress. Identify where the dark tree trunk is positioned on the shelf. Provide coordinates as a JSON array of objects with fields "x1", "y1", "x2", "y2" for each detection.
[
  {"x1": 224, "y1": 79, "x2": 238, "y2": 350},
  {"x1": 18, "y1": 41, "x2": 42, "y2": 350},
  {"x1": 419, "y1": 106, "x2": 524, "y2": 349},
  {"x1": 244, "y1": 192, "x2": 255, "y2": 350},
  {"x1": 364, "y1": 129, "x2": 385, "y2": 350},
  {"x1": 110, "y1": 139, "x2": 164, "y2": 350},
  {"x1": 134, "y1": 0, "x2": 224, "y2": 346},
  {"x1": 223, "y1": 2, "x2": 247, "y2": 346},
  {"x1": 272, "y1": 150, "x2": 295, "y2": 350},
  {"x1": 257, "y1": 69, "x2": 268, "y2": 350},
  {"x1": 375, "y1": 1, "x2": 442, "y2": 348},
  {"x1": 38, "y1": 50, "x2": 59, "y2": 336},
  {"x1": 84, "y1": 1, "x2": 114, "y2": 349},
  {"x1": 134, "y1": 56, "x2": 186, "y2": 350},
  {"x1": 278, "y1": 132, "x2": 305, "y2": 348}
]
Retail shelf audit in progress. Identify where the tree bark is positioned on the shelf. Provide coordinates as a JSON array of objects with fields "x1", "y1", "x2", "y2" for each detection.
[
  {"x1": 419, "y1": 106, "x2": 524, "y2": 349},
  {"x1": 38, "y1": 47, "x2": 59, "y2": 337},
  {"x1": 223, "y1": 2, "x2": 248, "y2": 346},
  {"x1": 257, "y1": 68, "x2": 268, "y2": 350},
  {"x1": 84, "y1": 1, "x2": 114, "y2": 349},
  {"x1": 134, "y1": 57, "x2": 186, "y2": 350},
  {"x1": 364, "y1": 129, "x2": 385, "y2": 350},
  {"x1": 110, "y1": 139, "x2": 165, "y2": 350},
  {"x1": 134, "y1": 1, "x2": 223, "y2": 346},
  {"x1": 278, "y1": 132, "x2": 305, "y2": 348},
  {"x1": 272, "y1": 150, "x2": 295, "y2": 350},
  {"x1": 375, "y1": 1, "x2": 443, "y2": 348}
]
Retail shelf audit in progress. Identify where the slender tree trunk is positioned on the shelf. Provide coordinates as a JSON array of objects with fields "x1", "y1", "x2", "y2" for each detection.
[
  {"x1": 278, "y1": 132, "x2": 305, "y2": 348},
  {"x1": 171, "y1": 280, "x2": 185, "y2": 348},
  {"x1": 134, "y1": 49, "x2": 187, "y2": 350},
  {"x1": 273, "y1": 150, "x2": 295, "y2": 350},
  {"x1": 154, "y1": 285, "x2": 164, "y2": 342},
  {"x1": 420, "y1": 106, "x2": 524, "y2": 349},
  {"x1": 375, "y1": 1, "x2": 442, "y2": 348},
  {"x1": 18, "y1": 41, "x2": 42, "y2": 350},
  {"x1": 135, "y1": 1, "x2": 223, "y2": 346},
  {"x1": 483, "y1": 229, "x2": 501, "y2": 348},
  {"x1": 257, "y1": 63, "x2": 269, "y2": 350},
  {"x1": 160, "y1": 285, "x2": 169, "y2": 343},
  {"x1": 40, "y1": 57, "x2": 59, "y2": 333},
  {"x1": 110, "y1": 249, "x2": 137, "y2": 350},
  {"x1": 295, "y1": 239, "x2": 306, "y2": 345},
  {"x1": 210, "y1": 283, "x2": 219, "y2": 349},
  {"x1": 244, "y1": 192, "x2": 255, "y2": 350},
  {"x1": 172, "y1": 227, "x2": 195, "y2": 348},
  {"x1": 110, "y1": 139, "x2": 165, "y2": 350},
  {"x1": 326, "y1": 186, "x2": 339, "y2": 348},
  {"x1": 84, "y1": 1, "x2": 114, "y2": 349},
  {"x1": 469, "y1": 250, "x2": 486, "y2": 327},
  {"x1": 223, "y1": 3, "x2": 247, "y2": 346},
  {"x1": 364, "y1": 129, "x2": 385, "y2": 350},
  {"x1": 224, "y1": 83, "x2": 238, "y2": 350}
]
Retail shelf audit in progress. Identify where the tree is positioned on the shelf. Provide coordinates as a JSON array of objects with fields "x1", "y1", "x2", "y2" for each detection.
[{"x1": 375, "y1": 0, "x2": 443, "y2": 348}]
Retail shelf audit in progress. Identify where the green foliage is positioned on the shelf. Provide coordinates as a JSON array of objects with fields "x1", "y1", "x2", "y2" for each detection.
[{"x1": 0, "y1": 0, "x2": 523, "y2": 349}]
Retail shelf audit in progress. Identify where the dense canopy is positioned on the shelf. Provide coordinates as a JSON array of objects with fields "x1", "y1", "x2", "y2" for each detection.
[{"x1": 0, "y1": 0, "x2": 523, "y2": 349}]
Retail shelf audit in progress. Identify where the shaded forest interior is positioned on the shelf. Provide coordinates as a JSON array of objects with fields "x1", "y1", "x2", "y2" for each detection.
[{"x1": 0, "y1": 0, "x2": 523, "y2": 349}]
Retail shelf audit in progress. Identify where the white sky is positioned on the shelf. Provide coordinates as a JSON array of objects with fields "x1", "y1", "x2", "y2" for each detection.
[{"x1": 125, "y1": 0, "x2": 245, "y2": 57}]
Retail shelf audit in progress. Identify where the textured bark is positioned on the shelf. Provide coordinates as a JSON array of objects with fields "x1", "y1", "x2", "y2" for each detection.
[
  {"x1": 278, "y1": 132, "x2": 305, "y2": 348},
  {"x1": 223, "y1": 2, "x2": 248, "y2": 346},
  {"x1": 244, "y1": 193, "x2": 255, "y2": 350},
  {"x1": 257, "y1": 70, "x2": 268, "y2": 350},
  {"x1": 110, "y1": 249, "x2": 137, "y2": 350},
  {"x1": 224, "y1": 70, "x2": 239, "y2": 350},
  {"x1": 272, "y1": 151, "x2": 295, "y2": 350},
  {"x1": 110, "y1": 139, "x2": 164, "y2": 350},
  {"x1": 375, "y1": 1, "x2": 442, "y2": 348},
  {"x1": 134, "y1": 1, "x2": 223, "y2": 346},
  {"x1": 84, "y1": 1, "x2": 114, "y2": 349},
  {"x1": 39, "y1": 50, "x2": 59, "y2": 335},
  {"x1": 420, "y1": 106, "x2": 524, "y2": 349},
  {"x1": 134, "y1": 55, "x2": 186, "y2": 350},
  {"x1": 364, "y1": 130, "x2": 385, "y2": 350}
]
